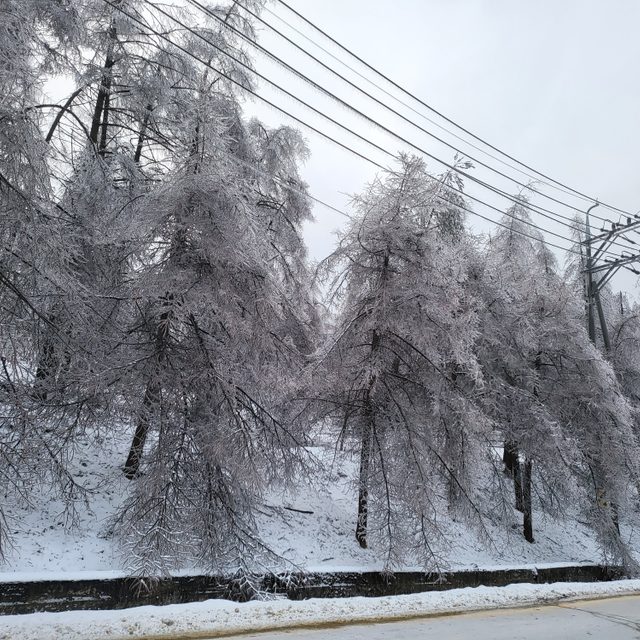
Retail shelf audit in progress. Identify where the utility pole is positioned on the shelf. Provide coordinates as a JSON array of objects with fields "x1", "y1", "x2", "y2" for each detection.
[
  {"x1": 582, "y1": 205, "x2": 640, "y2": 351},
  {"x1": 584, "y1": 203, "x2": 598, "y2": 344}
]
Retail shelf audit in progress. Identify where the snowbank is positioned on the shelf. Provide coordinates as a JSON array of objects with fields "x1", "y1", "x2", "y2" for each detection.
[{"x1": 2, "y1": 579, "x2": 640, "y2": 640}]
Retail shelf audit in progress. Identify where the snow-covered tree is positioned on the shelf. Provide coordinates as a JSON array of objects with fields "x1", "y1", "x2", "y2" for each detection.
[
  {"x1": 98, "y1": 2, "x2": 318, "y2": 577},
  {"x1": 0, "y1": 0, "x2": 84, "y2": 560},
  {"x1": 1, "y1": 0, "x2": 317, "y2": 576},
  {"x1": 476, "y1": 198, "x2": 640, "y2": 565},
  {"x1": 309, "y1": 155, "x2": 491, "y2": 568}
]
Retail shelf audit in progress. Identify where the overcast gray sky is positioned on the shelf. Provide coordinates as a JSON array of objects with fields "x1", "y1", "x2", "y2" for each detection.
[{"x1": 244, "y1": 0, "x2": 640, "y2": 297}]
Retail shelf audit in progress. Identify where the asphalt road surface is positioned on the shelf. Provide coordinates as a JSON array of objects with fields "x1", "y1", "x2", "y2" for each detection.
[{"x1": 226, "y1": 595, "x2": 640, "y2": 639}]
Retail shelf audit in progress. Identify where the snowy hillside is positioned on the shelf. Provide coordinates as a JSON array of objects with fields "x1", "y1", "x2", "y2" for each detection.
[{"x1": 3, "y1": 431, "x2": 639, "y2": 579}]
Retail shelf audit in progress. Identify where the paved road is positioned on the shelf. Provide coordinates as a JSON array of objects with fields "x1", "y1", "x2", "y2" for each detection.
[{"x1": 226, "y1": 595, "x2": 640, "y2": 639}]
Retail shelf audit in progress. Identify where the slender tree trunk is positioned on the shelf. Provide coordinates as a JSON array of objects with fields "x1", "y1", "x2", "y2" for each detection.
[
  {"x1": 355, "y1": 412, "x2": 372, "y2": 549},
  {"x1": 503, "y1": 438, "x2": 518, "y2": 476},
  {"x1": 355, "y1": 324, "x2": 383, "y2": 549},
  {"x1": 505, "y1": 439, "x2": 524, "y2": 512},
  {"x1": 591, "y1": 460, "x2": 621, "y2": 536},
  {"x1": 123, "y1": 378, "x2": 159, "y2": 478},
  {"x1": 124, "y1": 301, "x2": 171, "y2": 478},
  {"x1": 354, "y1": 250, "x2": 388, "y2": 548},
  {"x1": 134, "y1": 106, "x2": 152, "y2": 164},
  {"x1": 519, "y1": 353, "x2": 541, "y2": 538},
  {"x1": 522, "y1": 458, "x2": 534, "y2": 543},
  {"x1": 611, "y1": 501, "x2": 620, "y2": 534},
  {"x1": 98, "y1": 83, "x2": 112, "y2": 155},
  {"x1": 444, "y1": 368, "x2": 464, "y2": 508},
  {"x1": 33, "y1": 330, "x2": 56, "y2": 401},
  {"x1": 89, "y1": 23, "x2": 116, "y2": 147},
  {"x1": 33, "y1": 308, "x2": 71, "y2": 401},
  {"x1": 514, "y1": 455, "x2": 524, "y2": 513}
]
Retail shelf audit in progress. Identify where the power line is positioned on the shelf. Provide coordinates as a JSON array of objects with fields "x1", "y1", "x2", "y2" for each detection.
[
  {"x1": 262, "y1": 3, "x2": 586, "y2": 205},
  {"x1": 178, "y1": 0, "x2": 640, "y2": 258},
  {"x1": 100, "y1": 0, "x2": 591, "y2": 259},
  {"x1": 228, "y1": 151, "x2": 353, "y2": 220},
  {"x1": 216, "y1": 0, "x2": 598, "y2": 220},
  {"x1": 182, "y1": 0, "x2": 602, "y2": 237},
  {"x1": 134, "y1": 1, "x2": 589, "y2": 249},
  {"x1": 273, "y1": 0, "x2": 635, "y2": 222},
  {"x1": 109, "y1": 0, "x2": 640, "y2": 277},
  {"x1": 138, "y1": 0, "x2": 635, "y2": 261}
]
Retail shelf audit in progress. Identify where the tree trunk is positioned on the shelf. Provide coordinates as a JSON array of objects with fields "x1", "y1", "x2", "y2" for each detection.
[
  {"x1": 355, "y1": 417, "x2": 372, "y2": 549},
  {"x1": 33, "y1": 331, "x2": 56, "y2": 401},
  {"x1": 520, "y1": 353, "x2": 541, "y2": 539},
  {"x1": 514, "y1": 456, "x2": 524, "y2": 513},
  {"x1": 124, "y1": 300, "x2": 171, "y2": 478},
  {"x1": 89, "y1": 22, "x2": 116, "y2": 147},
  {"x1": 611, "y1": 501, "x2": 620, "y2": 535},
  {"x1": 355, "y1": 324, "x2": 382, "y2": 549},
  {"x1": 522, "y1": 458, "x2": 534, "y2": 543},
  {"x1": 444, "y1": 368, "x2": 464, "y2": 508},
  {"x1": 503, "y1": 439, "x2": 518, "y2": 477},
  {"x1": 591, "y1": 460, "x2": 621, "y2": 536},
  {"x1": 506, "y1": 438, "x2": 524, "y2": 512},
  {"x1": 33, "y1": 308, "x2": 71, "y2": 401},
  {"x1": 98, "y1": 83, "x2": 112, "y2": 156},
  {"x1": 133, "y1": 107, "x2": 152, "y2": 164},
  {"x1": 123, "y1": 377, "x2": 159, "y2": 479}
]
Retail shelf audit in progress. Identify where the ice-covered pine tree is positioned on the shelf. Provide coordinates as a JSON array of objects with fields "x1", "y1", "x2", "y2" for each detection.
[
  {"x1": 110, "y1": 1, "x2": 317, "y2": 578},
  {"x1": 310, "y1": 155, "x2": 492, "y2": 569},
  {"x1": 474, "y1": 196, "x2": 573, "y2": 543},
  {"x1": 31, "y1": 0, "x2": 175, "y2": 404},
  {"x1": 475, "y1": 197, "x2": 640, "y2": 567},
  {"x1": 0, "y1": 0, "x2": 83, "y2": 559}
]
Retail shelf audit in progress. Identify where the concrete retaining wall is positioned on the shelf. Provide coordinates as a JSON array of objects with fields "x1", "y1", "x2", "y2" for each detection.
[{"x1": 0, "y1": 564, "x2": 624, "y2": 615}]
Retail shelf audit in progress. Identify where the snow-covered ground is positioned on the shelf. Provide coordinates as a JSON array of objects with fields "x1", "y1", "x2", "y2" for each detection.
[
  {"x1": 2, "y1": 432, "x2": 639, "y2": 578},
  {"x1": 1, "y1": 580, "x2": 640, "y2": 640}
]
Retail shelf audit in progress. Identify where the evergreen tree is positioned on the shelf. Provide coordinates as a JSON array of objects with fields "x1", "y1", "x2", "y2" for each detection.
[
  {"x1": 476, "y1": 198, "x2": 640, "y2": 565},
  {"x1": 311, "y1": 156, "x2": 490, "y2": 568}
]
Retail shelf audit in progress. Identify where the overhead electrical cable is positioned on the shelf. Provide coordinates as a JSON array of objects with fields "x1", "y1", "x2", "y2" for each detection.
[
  {"x1": 262, "y1": 4, "x2": 588, "y2": 204},
  {"x1": 138, "y1": 0, "x2": 636, "y2": 259},
  {"x1": 182, "y1": 0, "x2": 601, "y2": 236},
  {"x1": 231, "y1": 152, "x2": 354, "y2": 219},
  {"x1": 179, "y1": 0, "x2": 640, "y2": 256},
  {"x1": 273, "y1": 0, "x2": 635, "y2": 222},
  {"x1": 100, "y1": 0, "x2": 595, "y2": 259},
  {"x1": 203, "y1": 0, "x2": 596, "y2": 220},
  {"x1": 135, "y1": 1, "x2": 587, "y2": 241}
]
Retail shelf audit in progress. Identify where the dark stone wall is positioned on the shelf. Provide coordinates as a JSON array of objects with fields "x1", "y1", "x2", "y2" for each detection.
[
  {"x1": 0, "y1": 564, "x2": 624, "y2": 616},
  {"x1": 284, "y1": 565, "x2": 624, "y2": 599}
]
